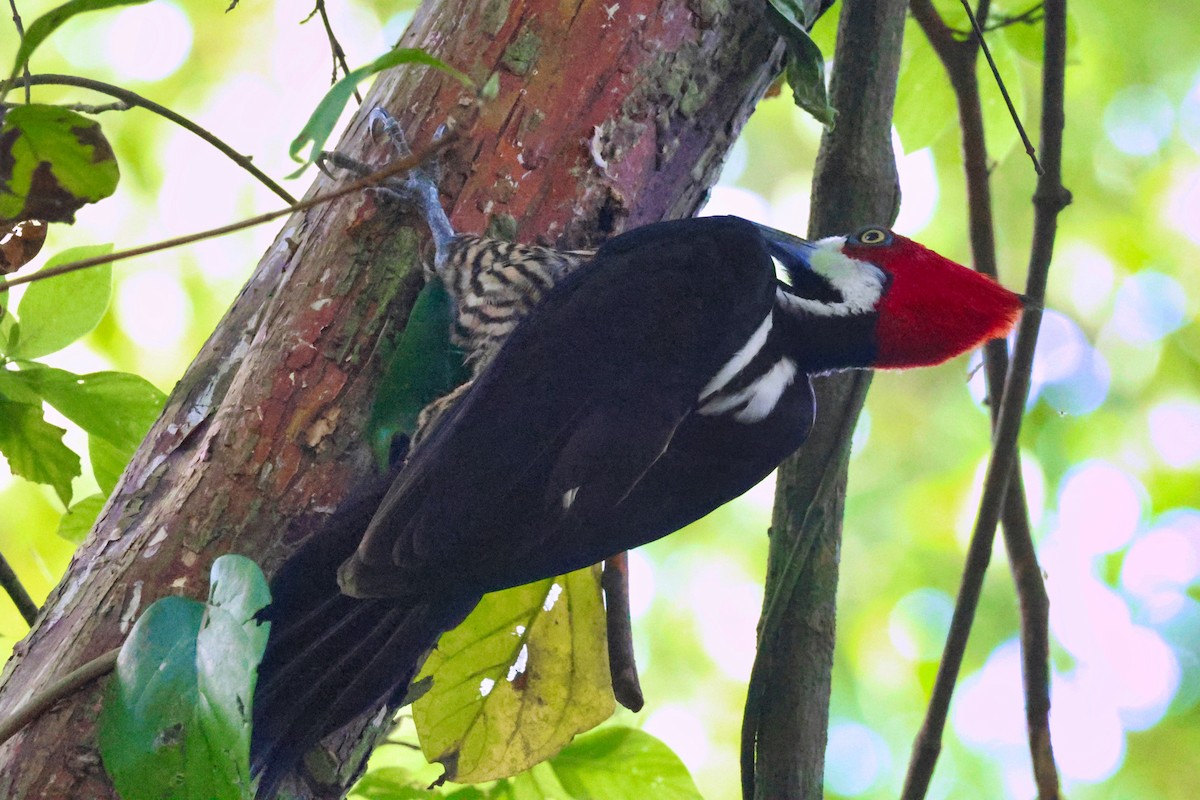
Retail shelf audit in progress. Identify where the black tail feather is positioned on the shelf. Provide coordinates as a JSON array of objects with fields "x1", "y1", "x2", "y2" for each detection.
[{"x1": 250, "y1": 472, "x2": 478, "y2": 798}]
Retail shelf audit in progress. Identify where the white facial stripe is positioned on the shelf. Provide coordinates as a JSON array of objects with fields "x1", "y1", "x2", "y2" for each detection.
[
  {"x1": 698, "y1": 357, "x2": 797, "y2": 423},
  {"x1": 700, "y1": 312, "x2": 773, "y2": 400},
  {"x1": 776, "y1": 237, "x2": 886, "y2": 318}
]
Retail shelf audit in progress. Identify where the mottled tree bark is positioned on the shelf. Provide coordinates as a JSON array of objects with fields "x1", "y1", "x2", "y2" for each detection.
[
  {"x1": 0, "y1": 0, "x2": 784, "y2": 797},
  {"x1": 746, "y1": 1, "x2": 908, "y2": 798}
]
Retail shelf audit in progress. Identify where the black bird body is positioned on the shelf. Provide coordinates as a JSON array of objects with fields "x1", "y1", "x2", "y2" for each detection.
[
  {"x1": 345, "y1": 216, "x2": 800, "y2": 597},
  {"x1": 252, "y1": 212, "x2": 1022, "y2": 796}
]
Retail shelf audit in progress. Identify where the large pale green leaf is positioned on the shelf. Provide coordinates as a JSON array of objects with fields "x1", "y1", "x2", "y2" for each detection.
[
  {"x1": 0, "y1": 397, "x2": 79, "y2": 504},
  {"x1": 0, "y1": 105, "x2": 119, "y2": 223},
  {"x1": 550, "y1": 728, "x2": 703, "y2": 800},
  {"x1": 289, "y1": 49, "x2": 473, "y2": 173},
  {"x1": 98, "y1": 555, "x2": 270, "y2": 800},
  {"x1": 350, "y1": 728, "x2": 699, "y2": 800},
  {"x1": 414, "y1": 567, "x2": 614, "y2": 783},
  {"x1": 351, "y1": 766, "x2": 492, "y2": 799},
  {"x1": 9, "y1": 244, "x2": 112, "y2": 358},
  {"x1": 368, "y1": 277, "x2": 470, "y2": 470}
]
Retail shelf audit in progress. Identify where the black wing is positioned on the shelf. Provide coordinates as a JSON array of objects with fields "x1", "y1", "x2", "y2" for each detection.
[{"x1": 339, "y1": 216, "x2": 781, "y2": 598}]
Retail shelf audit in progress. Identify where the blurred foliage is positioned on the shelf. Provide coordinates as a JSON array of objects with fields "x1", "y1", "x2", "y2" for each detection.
[{"x1": 0, "y1": 0, "x2": 1198, "y2": 799}]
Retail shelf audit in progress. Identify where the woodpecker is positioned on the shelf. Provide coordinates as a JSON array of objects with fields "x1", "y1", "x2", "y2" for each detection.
[{"x1": 251, "y1": 121, "x2": 1023, "y2": 797}]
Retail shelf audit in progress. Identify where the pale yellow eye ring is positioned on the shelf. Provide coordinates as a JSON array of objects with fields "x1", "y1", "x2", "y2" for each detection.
[{"x1": 859, "y1": 228, "x2": 887, "y2": 245}]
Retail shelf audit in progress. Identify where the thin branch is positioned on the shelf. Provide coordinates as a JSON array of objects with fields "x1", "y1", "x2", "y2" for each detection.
[
  {"x1": 311, "y1": 0, "x2": 362, "y2": 103},
  {"x1": 601, "y1": 553, "x2": 644, "y2": 711},
  {"x1": 0, "y1": 648, "x2": 118, "y2": 748},
  {"x1": 0, "y1": 134, "x2": 457, "y2": 294},
  {"x1": 12, "y1": 74, "x2": 296, "y2": 205},
  {"x1": 1, "y1": 100, "x2": 130, "y2": 114},
  {"x1": 958, "y1": 0, "x2": 1042, "y2": 174},
  {"x1": 900, "y1": 1, "x2": 1070, "y2": 797},
  {"x1": 7, "y1": 0, "x2": 30, "y2": 104},
  {"x1": 907, "y1": 3, "x2": 1057, "y2": 796},
  {"x1": 0, "y1": 550, "x2": 38, "y2": 626}
]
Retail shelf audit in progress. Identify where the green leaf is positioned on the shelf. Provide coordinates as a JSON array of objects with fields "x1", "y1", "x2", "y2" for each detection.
[
  {"x1": 351, "y1": 767, "x2": 450, "y2": 799},
  {"x1": 18, "y1": 366, "x2": 164, "y2": 450},
  {"x1": 0, "y1": 105, "x2": 120, "y2": 223},
  {"x1": 9, "y1": 244, "x2": 112, "y2": 358},
  {"x1": 765, "y1": 1, "x2": 835, "y2": 126},
  {"x1": 550, "y1": 728, "x2": 703, "y2": 800},
  {"x1": 57, "y1": 491, "x2": 104, "y2": 543},
  {"x1": 0, "y1": 397, "x2": 79, "y2": 504},
  {"x1": 0, "y1": 366, "x2": 43, "y2": 404},
  {"x1": 414, "y1": 567, "x2": 614, "y2": 784},
  {"x1": 289, "y1": 49, "x2": 474, "y2": 173},
  {"x1": 8, "y1": 0, "x2": 151, "y2": 86},
  {"x1": 767, "y1": 0, "x2": 824, "y2": 29},
  {"x1": 368, "y1": 278, "x2": 470, "y2": 470},
  {"x1": 89, "y1": 433, "x2": 127, "y2": 495},
  {"x1": 893, "y1": 23, "x2": 955, "y2": 152},
  {"x1": 193, "y1": 555, "x2": 272, "y2": 793},
  {"x1": 98, "y1": 555, "x2": 270, "y2": 800},
  {"x1": 97, "y1": 596, "x2": 206, "y2": 800},
  {"x1": 0, "y1": 302, "x2": 17, "y2": 355}
]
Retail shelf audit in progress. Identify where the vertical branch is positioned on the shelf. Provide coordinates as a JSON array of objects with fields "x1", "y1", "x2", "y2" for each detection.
[
  {"x1": 741, "y1": 1, "x2": 908, "y2": 797},
  {"x1": 901, "y1": 2, "x2": 1071, "y2": 797},
  {"x1": 909, "y1": 2, "x2": 1058, "y2": 795}
]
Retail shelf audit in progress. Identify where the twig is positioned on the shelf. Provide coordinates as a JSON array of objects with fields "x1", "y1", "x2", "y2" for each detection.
[
  {"x1": 0, "y1": 647, "x2": 119, "y2": 748},
  {"x1": 0, "y1": 549, "x2": 38, "y2": 626},
  {"x1": 601, "y1": 552, "x2": 644, "y2": 711},
  {"x1": 907, "y1": 6, "x2": 1056, "y2": 795},
  {"x1": 311, "y1": 0, "x2": 362, "y2": 103},
  {"x1": 0, "y1": 133, "x2": 458, "y2": 294},
  {"x1": 12, "y1": 74, "x2": 296, "y2": 205},
  {"x1": 958, "y1": 0, "x2": 1042, "y2": 174},
  {"x1": 900, "y1": 2, "x2": 1070, "y2": 798},
  {"x1": 7, "y1": 0, "x2": 30, "y2": 104},
  {"x1": 911, "y1": 0, "x2": 1061, "y2": 794},
  {"x1": 1, "y1": 99, "x2": 130, "y2": 114}
]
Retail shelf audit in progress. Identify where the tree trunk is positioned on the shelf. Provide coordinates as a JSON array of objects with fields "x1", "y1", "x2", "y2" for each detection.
[
  {"x1": 746, "y1": 1, "x2": 908, "y2": 798},
  {"x1": 0, "y1": 0, "x2": 784, "y2": 796}
]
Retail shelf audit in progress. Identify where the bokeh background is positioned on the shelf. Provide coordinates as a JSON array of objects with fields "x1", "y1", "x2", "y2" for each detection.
[{"x1": 2, "y1": 1, "x2": 1198, "y2": 797}]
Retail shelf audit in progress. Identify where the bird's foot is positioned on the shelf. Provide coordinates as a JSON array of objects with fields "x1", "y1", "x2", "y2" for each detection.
[{"x1": 318, "y1": 107, "x2": 456, "y2": 265}]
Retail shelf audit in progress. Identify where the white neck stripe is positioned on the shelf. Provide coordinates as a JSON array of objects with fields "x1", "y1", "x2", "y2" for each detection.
[
  {"x1": 697, "y1": 356, "x2": 797, "y2": 423},
  {"x1": 700, "y1": 311, "x2": 773, "y2": 400}
]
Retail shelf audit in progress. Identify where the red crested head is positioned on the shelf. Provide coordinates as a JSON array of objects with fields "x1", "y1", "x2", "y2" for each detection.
[{"x1": 840, "y1": 230, "x2": 1024, "y2": 368}]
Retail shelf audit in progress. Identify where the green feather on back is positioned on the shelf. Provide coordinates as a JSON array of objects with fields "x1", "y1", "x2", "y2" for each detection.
[{"x1": 367, "y1": 277, "x2": 470, "y2": 471}]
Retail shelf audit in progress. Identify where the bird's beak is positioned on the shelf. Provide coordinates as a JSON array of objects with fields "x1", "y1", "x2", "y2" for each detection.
[{"x1": 751, "y1": 223, "x2": 818, "y2": 272}]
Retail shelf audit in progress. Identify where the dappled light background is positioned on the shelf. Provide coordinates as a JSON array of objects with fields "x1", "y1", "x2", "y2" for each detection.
[{"x1": 1, "y1": 1, "x2": 1198, "y2": 798}]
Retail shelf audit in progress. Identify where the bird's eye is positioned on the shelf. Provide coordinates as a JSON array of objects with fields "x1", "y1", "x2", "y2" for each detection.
[{"x1": 856, "y1": 228, "x2": 890, "y2": 246}]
